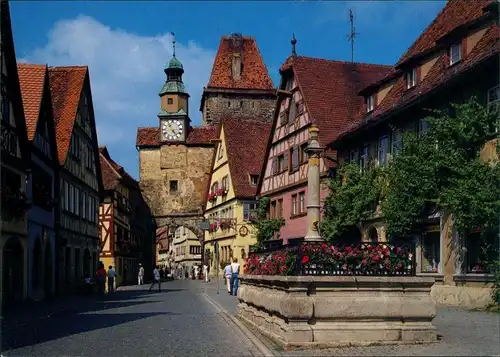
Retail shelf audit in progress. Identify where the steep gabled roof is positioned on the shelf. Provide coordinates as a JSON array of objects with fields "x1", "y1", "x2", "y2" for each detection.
[
  {"x1": 206, "y1": 35, "x2": 274, "y2": 91},
  {"x1": 99, "y1": 146, "x2": 138, "y2": 191},
  {"x1": 224, "y1": 117, "x2": 271, "y2": 198},
  {"x1": 1, "y1": 1, "x2": 30, "y2": 162},
  {"x1": 136, "y1": 125, "x2": 218, "y2": 147},
  {"x1": 280, "y1": 56, "x2": 391, "y2": 146},
  {"x1": 397, "y1": 0, "x2": 492, "y2": 66},
  {"x1": 48, "y1": 66, "x2": 87, "y2": 164},
  {"x1": 17, "y1": 64, "x2": 46, "y2": 141},
  {"x1": 335, "y1": 1, "x2": 499, "y2": 142}
]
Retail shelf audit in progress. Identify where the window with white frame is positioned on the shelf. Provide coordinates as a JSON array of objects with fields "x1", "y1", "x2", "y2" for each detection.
[
  {"x1": 391, "y1": 130, "x2": 403, "y2": 155},
  {"x1": 360, "y1": 145, "x2": 369, "y2": 169},
  {"x1": 406, "y1": 68, "x2": 417, "y2": 89},
  {"x1": 299, "y1": 192, "x2": 305, "y2": 213},
  {"x1": 449, "y1": 42, "x2": 462, "y2": 66},
  {"x1": 418, "y1": 118, "x2": 430, "y2": 137},
  {"x1": 243, "y1": 201, "x2": 258, "y2": 221},
  {"x1": 291, "y1": 194, "x2": 297, "y2": 216},
  {"x1": 366, "y1": 95, "x2": 374, "y2": 113}
]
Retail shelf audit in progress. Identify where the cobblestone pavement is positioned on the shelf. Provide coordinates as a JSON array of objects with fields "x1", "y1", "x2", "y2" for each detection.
[
  {"x1": 1, "y1": 280, "x2": 264, "y2": 357},
  {"x1": 199, "y1": 278, "x2": 500, "y2": 356}
]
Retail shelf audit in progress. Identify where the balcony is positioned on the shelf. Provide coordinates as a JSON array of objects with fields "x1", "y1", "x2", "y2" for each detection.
[{"x1": 208, "y1": 218, "x2": 237, "y2": 239}]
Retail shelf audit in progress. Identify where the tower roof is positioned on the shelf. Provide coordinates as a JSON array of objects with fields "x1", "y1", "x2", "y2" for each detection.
[
  {"x1": 158, "y1": 81, "x2": 187, "y2": 96},
  {"x1": 166, "y1": 56, "x2": 183, "y2": 70}
]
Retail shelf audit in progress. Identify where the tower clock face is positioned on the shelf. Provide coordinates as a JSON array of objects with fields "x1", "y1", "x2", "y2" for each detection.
[{"x1": 162, "y1": 120, "x2": 183, "y2": 140}]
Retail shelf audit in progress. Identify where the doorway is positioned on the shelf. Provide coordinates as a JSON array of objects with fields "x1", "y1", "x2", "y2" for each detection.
[{"x1": 3, "y1": 237, "x2": 25, "y2": 304}]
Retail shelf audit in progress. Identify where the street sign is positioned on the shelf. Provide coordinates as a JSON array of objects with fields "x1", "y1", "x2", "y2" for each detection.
[{"x1": 198, "y1": 219, "x2": 210, "y2": 231}]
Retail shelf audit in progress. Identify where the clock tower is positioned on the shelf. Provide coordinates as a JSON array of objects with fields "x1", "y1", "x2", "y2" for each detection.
[{"x1": 158, "y1": 49, "x2": 190, "y2": 142}]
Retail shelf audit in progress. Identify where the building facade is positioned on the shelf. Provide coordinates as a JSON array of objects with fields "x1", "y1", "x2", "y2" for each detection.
[
  {"x1": 329, "y1": 0, "x2": 499, "y2": 307},
  {"x1": 49, "y1": 66, "x2": 103, "y2": 293},
  {"x1": 18, "y1": 64, "x2": 59, "y2": 301},
  {"x1": 136, "y1": 34, "x2": 277, "y2": 253},
  {"x1": 257, "y1": 54, "x2": 390, "y2": 244},
  {"x1": 1, "y1": 0, "x2": 31, "y2": 304},
  {"x1": 99, "y1": 146, "x2": 149, "y2": 287},
  {"x1": 171, "y1": 226, "x2": 201, "y2": 278},
  {"x1": 200, "y1": 33, "x2": 276, "y2": 126},
  {"x1": 204, "y1": 117, "x2": 271, "y2": 275}
]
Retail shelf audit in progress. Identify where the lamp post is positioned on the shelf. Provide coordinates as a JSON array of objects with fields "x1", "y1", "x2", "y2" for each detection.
[{"x1": 304, "y1": 125, "x2": 324, "y2": 242}]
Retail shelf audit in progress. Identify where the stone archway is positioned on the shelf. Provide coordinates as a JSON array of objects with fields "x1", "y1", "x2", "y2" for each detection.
[
  {"x1": 3, "y1": 236, "x2": 25, "y2": 304},
  {"x1": 155, "y1": 215, "x2": 207, "y2": 245}
]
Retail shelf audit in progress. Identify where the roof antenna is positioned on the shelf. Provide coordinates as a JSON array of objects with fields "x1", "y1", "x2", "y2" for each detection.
[
  {"x1": 171, "y1": 32, "x2": 176, "y2": 57},
  {"x1": 347, "y1": 9, "x2": 359, "y2": 63},
  {"x1": 291, "y1": 33, "x2": 297, "y2": 57}
]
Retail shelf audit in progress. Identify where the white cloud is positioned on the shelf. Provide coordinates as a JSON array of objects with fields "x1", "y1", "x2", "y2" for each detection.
[{"x1": 21, "y1": 15, "x2": 216, "y2": 177}]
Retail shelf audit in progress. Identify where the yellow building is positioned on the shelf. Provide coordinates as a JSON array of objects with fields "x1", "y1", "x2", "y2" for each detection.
[
  {"x1": 171, "y1": 226, "x2": 202, "y2": 278},
  {"x1": 203, "y1": 117, "x2": 271, "y2": 276}
]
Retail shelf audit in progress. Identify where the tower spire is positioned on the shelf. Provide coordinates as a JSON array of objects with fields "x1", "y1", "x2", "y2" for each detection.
[
  {"x1": 172, "y1": 32, "x2": 176, "y2": 57},
  {"x1": 347, "y1": 9, "x2": 359, "y2": 63},
  {"x1": 291, "y1": 33, "x2": 297, "y2": 57}
]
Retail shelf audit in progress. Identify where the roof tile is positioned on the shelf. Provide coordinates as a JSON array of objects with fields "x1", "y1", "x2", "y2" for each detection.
[
  {"x1": 99, "y1": 146, "x2": 138, "y2": 190},
  {"x1": 48, "y1": 66, "x2": 87, "y2": 164},
  {"x1": 136, "y1": 125, "x2": 218, "y2": 147},
  {"x1": 17, "y1": 64, "x2": 46, "y2": 141},
  {"x1": 207, "y1": 35, "x2": 274, "y2": 91}
]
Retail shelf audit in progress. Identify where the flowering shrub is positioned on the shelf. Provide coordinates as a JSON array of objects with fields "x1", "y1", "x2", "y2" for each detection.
[{"x1": 244, "y1": 242, "x2": 414, "y2": 276}]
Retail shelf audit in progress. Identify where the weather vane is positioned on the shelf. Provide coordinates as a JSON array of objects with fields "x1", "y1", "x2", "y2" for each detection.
[
  {"x1": 347, "y1": 9, "x2": 359, "y2": 63},
  {"x1": 291, "y1": 33, "x2": 297, "y2": 57},
  {"x1": 171, "y1": 32, "x2": 176, "y2": 57}
]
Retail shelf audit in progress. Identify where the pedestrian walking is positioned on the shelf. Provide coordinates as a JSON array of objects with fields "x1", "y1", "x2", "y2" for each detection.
[
  {"x1": 229, "y1": 257, "x2": 240, "y2": 296},
  {"x1": 96, "y1": 263, "x2": 106, "y2": 295},
  {"x1": 138, "y1": 264, "x2": 144, "y2": 285},
  {"x1": 107, "y1": 265, "x2": 117, "y2": 293},
  {"x1": 223, "y1": 262, "x2": 232, "y2": 294},
  {"x1": 203, "y1": 264, "x2": 210, "y2": 282},
  {"x1": 149, "y1": 265, "x2": 161, "y2": 293}
]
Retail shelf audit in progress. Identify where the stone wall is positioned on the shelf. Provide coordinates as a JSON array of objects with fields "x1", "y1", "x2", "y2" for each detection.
[
  {"x1": 237, "y1": 275, "x2": 437, "y2": 349},
  {"x1": 139, "y1": 145, "x2": 214, "y2": 217},
  {"x1": 202, "y1": 93, "x2": 275, "y2": 126}
]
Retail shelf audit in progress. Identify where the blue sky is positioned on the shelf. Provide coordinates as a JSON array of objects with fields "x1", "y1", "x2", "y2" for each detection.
[{"x1": 10, "y1": 1, "x2": 445, "y2": 179}]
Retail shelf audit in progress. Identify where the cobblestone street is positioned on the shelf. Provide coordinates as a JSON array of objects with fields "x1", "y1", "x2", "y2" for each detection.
[
  {"x1": 1, "y1": 280, "x2": 263, "y2": 357},
  {"x1": 3, "y1": 279, "x2": 499, "y2": 356}
]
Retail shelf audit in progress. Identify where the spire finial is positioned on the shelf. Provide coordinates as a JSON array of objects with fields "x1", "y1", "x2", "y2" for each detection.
[
  {"x1": 291, "y1": 33, "x2": 297, "y2": 57},
  {"x1": 172, "y1": 32, "x2": 176, "y2": 57}
]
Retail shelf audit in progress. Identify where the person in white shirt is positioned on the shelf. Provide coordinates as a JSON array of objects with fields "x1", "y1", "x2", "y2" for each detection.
[
  {"x1": 223, "y1": 263, "x2": 232, "y2": 294},
  {"x1": 203, "y1": 264, "x2": 210, "y2": 282},
  {"x1": 138, "y1": 265, "x2": 144, "y2": 285},
  {"x1": 229, "y1": 258, "x2": 241, "y2": 296},
  {"x1": 107, "y1": 266, "x2": 117, "y2": 293},
  {"x1": 149, "y1": 265, "x2": 161, "y2": 293}
]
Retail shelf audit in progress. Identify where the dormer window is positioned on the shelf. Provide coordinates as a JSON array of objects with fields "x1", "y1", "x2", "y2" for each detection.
[
  {"x1": 449, "y1": 42, "x2": 462, "y2": 66},
  {"x1": 366, "y1": 94, "x2": 374, "y2": 113},
  {"x1": 406, "y1": 68, "x2": 417, "y2": 89},
  {"x1": 249, "y1": 174, "x2": 258, "y2": 186}
]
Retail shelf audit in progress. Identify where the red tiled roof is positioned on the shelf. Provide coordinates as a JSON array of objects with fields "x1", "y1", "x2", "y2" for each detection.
[
  {"x1": 282, "y1": 56, "x2": 391, "y2": 145},
  {"x1": 99, "y1": 146, "x2": 138, "y2": 190},
  {"x1": 17, "y1": 64, "x2": 46, "y2": 141},
  {"x1": 136, "y1": 125, "x2": 218, "y2": 147},
  {"x1": 397, "y1": 0, "x2": 492, "y2": 66},
  {"x1": 48, "y1": 66, "x2": 87, "y2": 164},
  {"x1": 206, "y1": 35, "x2": 274, "y2": 91},
  {"x1": 223, "y1": 117, "x2": 271, "y2": 198},
  {"x1": 337, "y1": 6, "x2": 499, "y2": 140}
]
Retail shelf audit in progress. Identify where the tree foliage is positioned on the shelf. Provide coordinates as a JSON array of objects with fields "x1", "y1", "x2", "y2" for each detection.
[
  {"x1": 321, "y1": 163, "x2": 383, "y2": 241},
  {"x1": 383, "y1": 97, "x2": 500, "y2": 236},
  {"x1": 253, "y1": 197, "x2": 284, "y2": 246}
]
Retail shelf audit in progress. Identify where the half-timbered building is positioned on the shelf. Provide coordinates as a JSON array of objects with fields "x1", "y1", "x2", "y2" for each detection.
[
  {"x1": 99, "y1": 146, "x2": 146, "y2": 287},
  {"x1": 1, "y1": 0, "x2": 31, "y2": 303},
  {"x1": 18, "y1": 64, "x2": 59, "y2": 300},
  {"x1": 328, "y1": 0, "x2": 500, "y2": 308},
  {"x1": 49, "y1": 66, "x2": 103, "y2": 293},
  {"x1": 257, "y1": 51, "x2": 390, "y2": 244},
  {"x1": 203, "y1": 117, "x2": 271, "y2": 274}
]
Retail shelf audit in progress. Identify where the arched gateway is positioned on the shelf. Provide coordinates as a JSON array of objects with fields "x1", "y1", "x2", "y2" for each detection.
[{"x1": 155, "y1": 214, "x2": 208, "y2": 244}]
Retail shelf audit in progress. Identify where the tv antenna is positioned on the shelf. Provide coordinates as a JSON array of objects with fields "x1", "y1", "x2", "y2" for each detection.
[{"x1": 347, "y1": 9, "x2": 359, "y2": 63}]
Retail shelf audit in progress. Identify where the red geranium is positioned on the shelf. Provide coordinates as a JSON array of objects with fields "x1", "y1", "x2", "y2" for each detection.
[{"x1": 302, "y1": 255, "x2": 310, "y2": 264}]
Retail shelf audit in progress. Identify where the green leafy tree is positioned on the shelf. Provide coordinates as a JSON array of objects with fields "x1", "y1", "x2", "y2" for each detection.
[
  {"x1": 321, "y1": 163, "x2": 383, "y2": 241},
  {"x1": 252, "y1": 197, "x2": 284, "y2": 248}
]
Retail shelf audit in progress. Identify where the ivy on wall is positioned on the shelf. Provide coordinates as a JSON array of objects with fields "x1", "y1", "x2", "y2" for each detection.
[
  {"x1": 321, "y1": 163, "x2": 383, "y2": 242},
  {"x1": 253, "y1": 197, "x2": 284, "y2": 247}
]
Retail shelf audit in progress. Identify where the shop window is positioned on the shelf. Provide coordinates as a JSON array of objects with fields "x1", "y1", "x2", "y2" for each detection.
[{"x1": 421, "y1": 232, "x2": 440, "y2": 273}]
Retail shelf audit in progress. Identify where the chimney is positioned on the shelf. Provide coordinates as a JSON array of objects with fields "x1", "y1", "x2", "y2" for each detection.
[{"x1": 230, "y1": 33, "x2": 243, "y2": 81}]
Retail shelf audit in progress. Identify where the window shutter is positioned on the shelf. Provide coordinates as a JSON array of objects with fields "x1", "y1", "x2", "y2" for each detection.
[
  {"x1": 283, "y1": 154, "x2": 289, "y2": 172},
  {"x1": 293, "y1": 146, "x2": 299, "y2": 169},
  {"x1": 272, "y1": 157, "x2": 277, "y2": 174},
  {"x1": 289, "y1": 96, "x2": 296, "y2": 120},
  {"x1": 243, "y1": 203, "x2": 249, "y2": 220}
]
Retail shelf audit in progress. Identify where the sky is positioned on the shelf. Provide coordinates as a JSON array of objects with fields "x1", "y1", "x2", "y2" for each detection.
[{"x1": 10, "y1": 0, "x2": 446, "y2": 180}]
